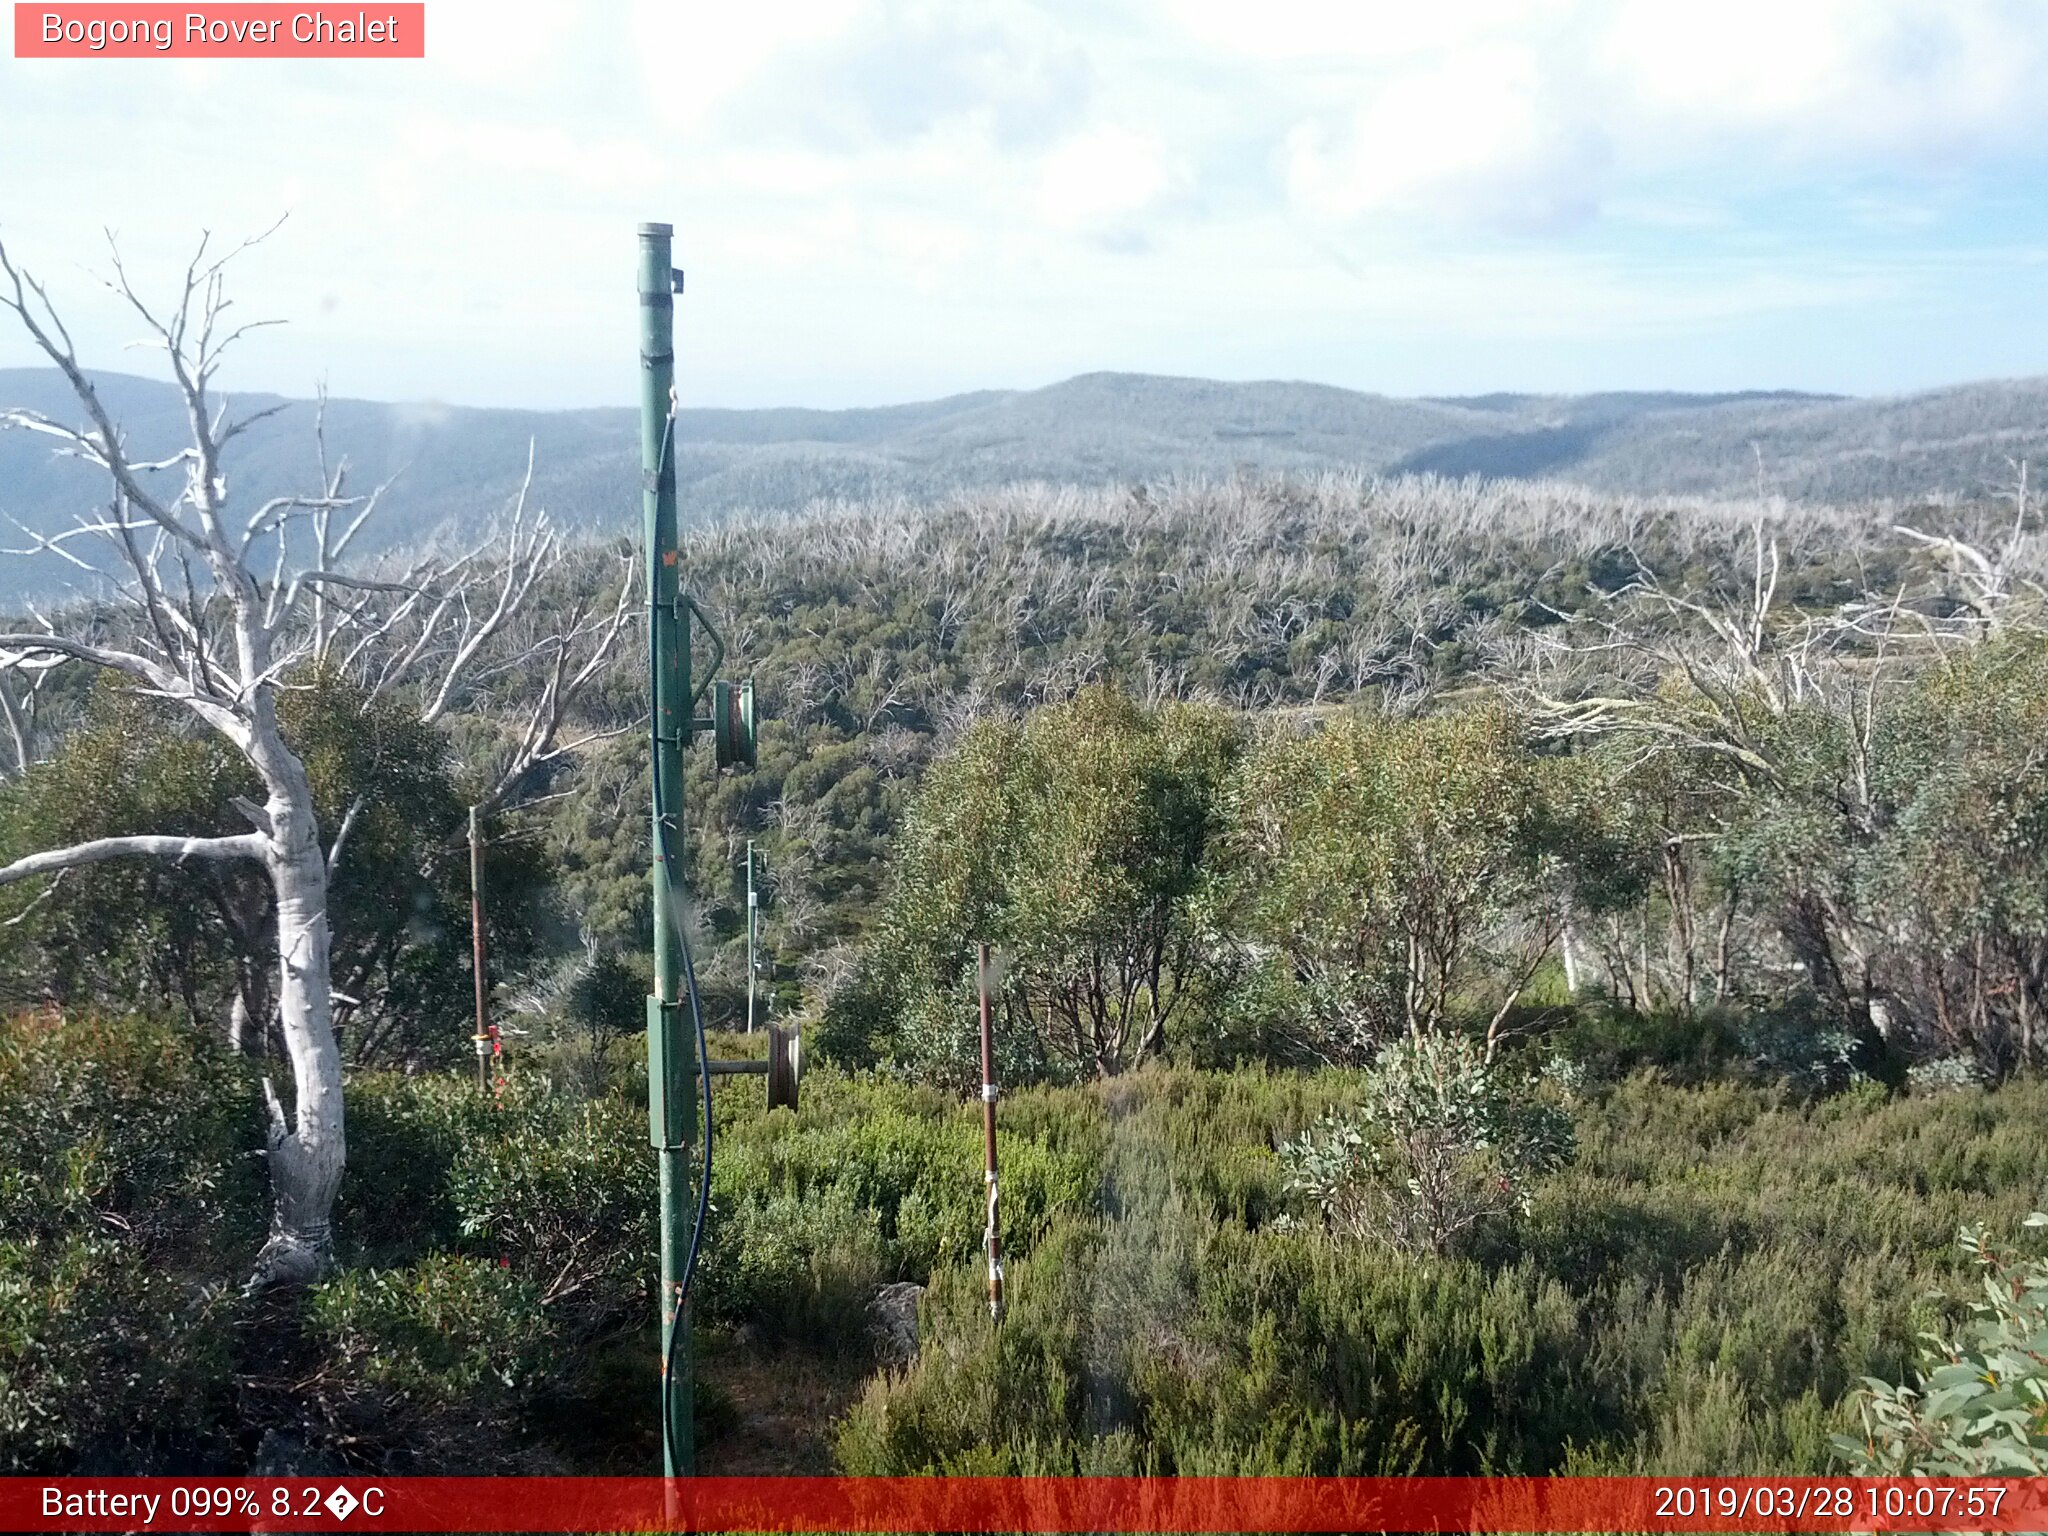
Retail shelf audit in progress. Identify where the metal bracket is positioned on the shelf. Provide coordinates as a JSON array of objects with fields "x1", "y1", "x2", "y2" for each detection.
[
  {"x1": 645, "y1": 996, "x2": 696, "y2": 1149},
  {"x1": 695, "y1": 1023, "x2": 801, "y2": 1109},
  {"x1": 683, "y1": 594, "x2": 726, "y2": 713}
]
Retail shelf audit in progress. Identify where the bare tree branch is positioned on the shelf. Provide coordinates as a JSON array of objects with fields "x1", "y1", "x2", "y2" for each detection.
[{"x1": 0, "y1": 831, "x2": 267, "y2": 888}]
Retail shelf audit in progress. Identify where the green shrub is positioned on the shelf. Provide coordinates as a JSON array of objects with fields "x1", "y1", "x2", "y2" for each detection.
[
  {"x1": 698, "y1": 1187, "x2": 886, "y2": 1349},
  {"x1": 15, "y1": 1000, "x2": 2048, "y2": 1479},
  {"x1": 838, "y1": 1212, "x2": 1593, "y2": 1476},
  {"x1": 1549, "y1": 1003, "x2": 1746, "y2": 1084},
  {"x1": 0, "y1": 1232, "x2": 239, "y2": 1473},
  {"x1": 1834, "y1": 1214, "x2": 2048, "y2": 1474},
  {"x1": 0, "y1": 1010, "x2": 258, "y2": 1471},
  {"x1": 338, "y1": 1074, "x2": 651, "y2": 1326},
  {"x1": 698, "y1": 1071, "x2": 1103, "y2": 1344},
  {"x1": 307, "y1": 1254, "x2": 563, "y2": 1469},
  {"x1": 332, "y1": 1074, "x2": 487, "y2": 1263},
  {"x1": 1279, "y1": 1032, "x2": 1573, "y2": 1254},
  {"x1": 840, "y1": 1069, "x2": 2048, "y2": 1477},
  {"x1": 444, "y1": 1090, "x2": 650, "y2": 1333}
]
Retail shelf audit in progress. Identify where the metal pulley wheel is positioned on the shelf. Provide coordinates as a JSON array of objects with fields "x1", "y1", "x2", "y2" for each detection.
[
  {"x1": 767, "y1": 1019, "x2": 801, "y2": 1110},
  {"x1": 712, "y1": 679, "x2": 757, "y2": 770}
]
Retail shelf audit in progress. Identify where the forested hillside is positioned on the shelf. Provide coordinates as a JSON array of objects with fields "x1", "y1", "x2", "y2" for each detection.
[
  {"x1": 13, "y1": 366, "x2": 2048, "y2": 607},
  {"x1": 7, "y1": 467, "x2": 2048, "y2": 1478}
]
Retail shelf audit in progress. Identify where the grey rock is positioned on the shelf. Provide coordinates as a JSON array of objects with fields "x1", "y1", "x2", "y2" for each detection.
[
  {"x1": 867, "y1": 1281, "x2": 924, "y2": 1367},
  {"x1": 250, "y1": 1428, "x2": 348, "y2": 1477}
]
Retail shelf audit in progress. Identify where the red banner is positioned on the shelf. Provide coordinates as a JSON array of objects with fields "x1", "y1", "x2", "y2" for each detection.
[
  {"x1": 4, "y1": 1476, "x2": 2047, "y2": 1532},
  {"x1": 13, "y1": 4, "x2": 424, "y2": 58}
]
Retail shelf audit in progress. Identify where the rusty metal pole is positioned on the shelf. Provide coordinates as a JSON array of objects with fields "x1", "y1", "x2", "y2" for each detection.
[
  {"x1": 469, "y1": 804, "x2": 489, "y2": 1090},
  {"x1": 979, "y1": 942, "x2": 1003, "y2": 1322}
]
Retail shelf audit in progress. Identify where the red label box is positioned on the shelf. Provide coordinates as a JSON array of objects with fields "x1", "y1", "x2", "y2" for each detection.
[{"x1": 14, "y1": 3, "x2": 425, "y2": 57}]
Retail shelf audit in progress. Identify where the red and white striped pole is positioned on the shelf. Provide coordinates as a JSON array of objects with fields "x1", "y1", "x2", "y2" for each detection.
[{"x1": 978, "y1": 941, "x2": 1003, "y2": 1322}]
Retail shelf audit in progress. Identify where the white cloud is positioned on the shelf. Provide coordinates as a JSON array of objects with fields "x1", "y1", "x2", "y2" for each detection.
[
  {"x1": 1264, "y1": 0, "x2": 2048, "y2": 234},
  {"x1": 1282, "y1": 45, "x2": 1607, "y2": 233},
  {"x1": 1597, "y1": 0, "x2": 2048, "y2": 159},
  {"x1": 1036, "y1": 126, "x2": 1180, "y2": 230},
  {"x1": 5, "y1": 0, "x2": 2048, "y2": 405}
]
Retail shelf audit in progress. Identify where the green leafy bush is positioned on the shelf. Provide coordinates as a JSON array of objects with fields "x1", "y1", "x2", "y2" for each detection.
[
  {"x1": 831, "y1": 688, "x2": 1239, "y2": 1085},
  {"x1": 1279, "y1": 1032, "x2": 1574, "y2": 1254},
  {"x1": 699, "y1": 1071, "x2": 1103, "y2": 1344},
  {"x1": 14, "y1": 1002, "x2": 2048, "y2": 1479},
  {"x1": 307, "y1": 1255, "x2": 563, "y2": 1469},
  {"x1": 444, "y1": 1091, "x2": 649, "y2": 1331},
  {"x1": 0, "y1": 1010, "x2": 258, "y2": 1471},
  {"x1": 1834, "y1": 1215, "x2": 2048, "y2": 1474},
  {"x1": 1203, "y1": 705, "x2": 1579, "y2": 1059},
  {"x1": 842, "y1": 1069, "x2": 2048, "y2": 1476}
]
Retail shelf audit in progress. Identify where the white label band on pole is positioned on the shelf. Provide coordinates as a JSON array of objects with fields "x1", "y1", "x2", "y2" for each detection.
[{"x1": 981, "y1": 1083, "x2": 998, "y2": 1101}]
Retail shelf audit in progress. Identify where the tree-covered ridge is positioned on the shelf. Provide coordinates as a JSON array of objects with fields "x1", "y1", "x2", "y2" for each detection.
[
  {"x1": 525, "y1": 474, "x2": 2036, "y2": 1072},
  {"x1": 9, "y1": 468, "x2": 2042, "y2": 1081},
  {"x1": 14, "y1": 364, "x2": 2048, "y2": 608}
]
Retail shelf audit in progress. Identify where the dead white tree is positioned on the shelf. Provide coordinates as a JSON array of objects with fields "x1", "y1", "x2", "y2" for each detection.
[
  {"x1": 0, "y1": 664, "x2": 50, "y2": 779},
  {"x1": 1522, "y1": 522, "x2": 1819, "y2": 787},
  {"x1": 0, "y1": 229, "x2": 630, "y2": 1289},
  {"x1": 1892, "y1": 460, "x2": 2047, "y2": 638}
]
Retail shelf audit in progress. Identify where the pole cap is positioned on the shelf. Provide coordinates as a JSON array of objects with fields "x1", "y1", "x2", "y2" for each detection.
[{"x1": 638, "y1": 222, "x2": 674, "y2": 237}]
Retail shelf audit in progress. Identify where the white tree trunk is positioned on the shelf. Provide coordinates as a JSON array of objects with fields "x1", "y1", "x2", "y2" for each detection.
[{"x1": 246, "y1": 732, "x2": 347, "y2": 1291}]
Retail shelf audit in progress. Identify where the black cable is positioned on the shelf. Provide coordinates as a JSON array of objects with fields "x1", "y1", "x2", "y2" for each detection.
[{"x1": 649, "y1": 408, "x2": 714, "y2": 1478}]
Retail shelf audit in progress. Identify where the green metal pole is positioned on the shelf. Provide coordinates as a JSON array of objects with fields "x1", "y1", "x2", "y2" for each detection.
[
  {"x1": 745, "y1": 839, "x2": 757, "y2": 1035},
  {"x1": 639, "y1": 221, "x2": 694, "y2": 1476}
]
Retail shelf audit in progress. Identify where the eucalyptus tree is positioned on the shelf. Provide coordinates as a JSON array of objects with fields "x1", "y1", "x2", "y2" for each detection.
[
  {"x1": 0, "y1": 232, "x2": 630, "y2": 1288},
  {"x1": 1525, "y1": 505, "x2": 2048, "y2": 1061},
  {"x1": 1214, "y1": 705, "x2": 1565, "y2": 1063},
  {"x1": 836, "y1": 686, "x2": 1239, "y2": 1083}
]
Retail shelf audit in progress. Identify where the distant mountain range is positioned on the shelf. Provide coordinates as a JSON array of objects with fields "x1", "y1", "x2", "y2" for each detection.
[{"x1": 5, "y1": 367, "x2": 2047, "y2": 604}]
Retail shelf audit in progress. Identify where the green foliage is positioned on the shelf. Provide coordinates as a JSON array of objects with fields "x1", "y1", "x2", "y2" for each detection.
[
  {"x1": 549, "y1": 478, "x2": 1778, "y2": 1010},
  {"x1": 1206, "y1": 706, "x2": 1566, "y2": 1059},
  {"x1": 1834, "y1": 1215, "x2": 2048, "y2": 1475},
  {"x1": 0, "y1": 672, "x2": 546, "y2": 1068},
  {"x1": 836, "y1": 688, "x2": 1240, "y2": 1083},
  {"x1": 498, "y1": 481, "x2": 2048, "y2": 1092},
  {"x1": 1280, "y1": 1032, "x2": 1575, "y2": 1255},
  {"x1": 1562, "y1": 739, "x2": 1743, "y2": 1016},
  {"x1": 842, "y1": 1067, "x2": 2048, "y2": 1476},
  {"x1": 447, "y1": 1091, "x2": 649, "y2": 1332},
  {"x1": 13, "y1": 475, "x2": 2048, "y2": 1478},
  {"x1": 1224, "y1": 708, "x2": 1535, "y2": 969},
  {"x1": 1705, "y1": 637, "x2": 2048, "y2": 1072},
  {"x1": 699, "y1": 1067, "x2": 1103, "y2": 1345},
  {"x1": 308, "y1": 1073, "x2": 650, "y2": 1469},
  {"x1": 337, "y1": 1074, "x2": 649, "y2": 1321},
  {"x1": 505, "y1": 944, "x2": 652, "y2": 1090},
  {"x1": 307, "y1": 1254, "x2": 563, "y2": 1469},
  {"x1": 13, "y1": 999, "x2": 2048, "y2": 1477},
  {"x1": 0, "y1": 1010, "x2": 259, "y2": 1472},
  {"x1": 849, "y1": 696, "x2": 1603, "y2": 1085},
  {"x1": 286, "y1": 669, "x2": 548, "y2": 1067},
  {"x1": 0, "y1": 684, "x2": 248, "y2": 1017}
]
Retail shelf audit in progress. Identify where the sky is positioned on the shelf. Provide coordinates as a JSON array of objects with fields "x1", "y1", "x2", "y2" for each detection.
[{"x1": 3, "y1": 0, "x2": 2048, "y2": 410}]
